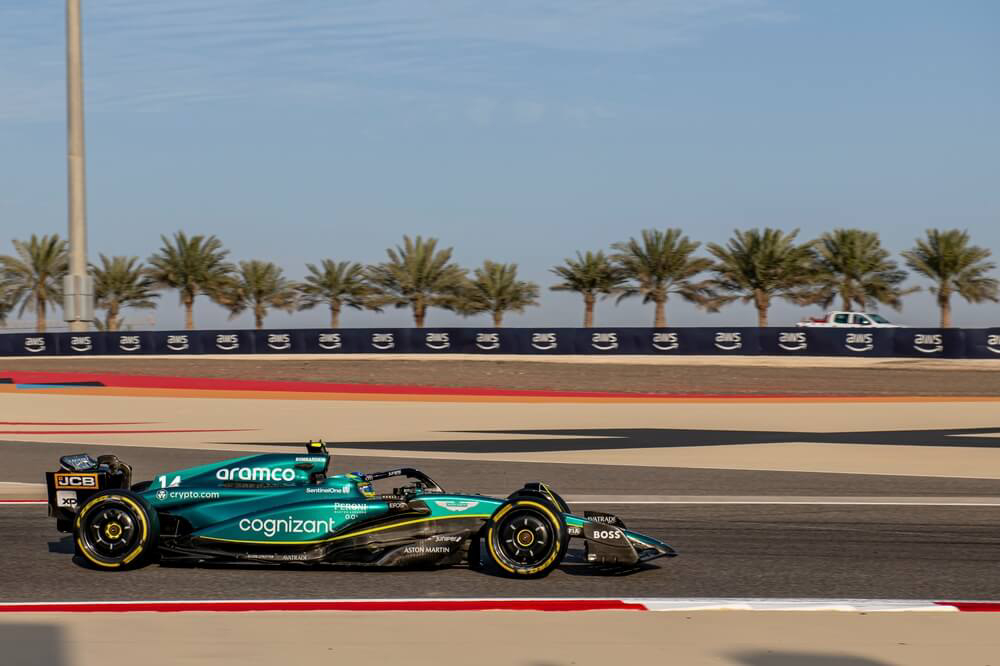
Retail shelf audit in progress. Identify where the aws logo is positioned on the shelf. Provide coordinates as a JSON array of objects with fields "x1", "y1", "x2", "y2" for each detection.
[
  {"x1": 652, "y1": 332, "x2": 679, "y2": 351},
  {"x1": 988, "y1": 334, "x2": 1000, "y2": 355},
  {"x1": 913, "y1": 333, "x2": 943, "y2": 354},
  {"x1": 425, "y1": 332, "x2": 450, "y2": 350},
  {"x1": 266, "y1": 333, "x2": 291, "y2": 351},
  {"x1": 69, "y1": 335, "x2": 93, "y2": 352},
  {"x1": 215, "y1": 334, "x2": 240, "y2": 351},
  {"x1": 531, "y1": 332, "x2": 557, "y2": 351},
  {"x1": 166, "y1": 335, "x2": 189, "y2": 351},
  {"x1": 475, "y1": 332, "x2": 500, "y2": 351},
  {"x1": 778, "y1": 331, "x2": 807, "y2": 352},
  {"x1": 24, "y1": 336, "x2": 46, "y2": 353},
  {"x1": 318, "y1": 333, "x2": 342, "y2": 350},
  {"x1": 118, "y1": 335, "x2": 142, "y2": 352},
  {"x1": 845, "y1": 332, "x2": 874, "y2": 352},
  {"x1": 714, "y1": 332, "x2": 742, "y2": 351},
  {"x1": 591, "y1": 332, "x2": 618, "y2": 351},
  {"x1": 371, "y1": 333, "x2": 394, "y2": 350}
]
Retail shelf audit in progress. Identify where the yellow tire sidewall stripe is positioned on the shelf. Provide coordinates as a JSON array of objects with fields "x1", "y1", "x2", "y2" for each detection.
[
  {"x1": 487, "y1": 500, "x2": 564, "y2": 576},
  {"x1": 76, "y1": 494, "x2": 150, "y2": 568}
]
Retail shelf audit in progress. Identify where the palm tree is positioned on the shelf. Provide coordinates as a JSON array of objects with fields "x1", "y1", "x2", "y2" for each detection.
[
  {"x1": 814, "y1": 229, "x2": 916, "y2": 312},
  {"x1": 550, "y1": 251, "x2": 623, "y2": 327},
  {"x1": 297, "y1": 260, "x2": 376, "y2": 328},
  {"x1": 367, "y1": 235, "x2": 467, "y2": 327},
  {"x1": 90, "y1": 255, "x2": 158, "y2": 331},
  {"x1": 902, "y1": 229, "x2": 999, "y2": 328},
  {"x1": 0, "y1": 234, "x2": 68, "y2": 332},
  {"x1": 464, "y1": 260, "x2": 540, "y2": 326},
  {"x1": 146, "y1": 232, "x2": 233, "y2": 330},
  {"x1": 707, "y1": 228, "x2": 818, "y2": 327},
  {"x1": 611, "y1": 229, "x2": 713, "y2": 327},
  {"x1": 222, "y1": 260, "x2": 298, "y2": 329}
]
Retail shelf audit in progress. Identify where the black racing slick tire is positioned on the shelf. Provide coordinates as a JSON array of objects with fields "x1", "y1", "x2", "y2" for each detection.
[
  {"x1": 485, "y1": 498, "x2": 569, "y2": 578},
  {"x1": 74, "y1": 490, "x2": 159, "y2": 570}
]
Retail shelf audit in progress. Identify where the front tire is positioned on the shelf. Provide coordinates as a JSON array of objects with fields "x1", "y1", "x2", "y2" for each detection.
[
  {"x1": 74, "y1": 491, "x2": 158, "y2": 569},
  {"x1": 485, "y1": 498, "x2": 568, "y2": 578}
]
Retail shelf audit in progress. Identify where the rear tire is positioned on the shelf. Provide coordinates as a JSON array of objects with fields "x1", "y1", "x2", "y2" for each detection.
[
  {"x1": 74, "y1": 491, "x2": 158, "y2": 570},
  {"x1": 485, "y1": 498, "x2": 568, "y2": 578}
]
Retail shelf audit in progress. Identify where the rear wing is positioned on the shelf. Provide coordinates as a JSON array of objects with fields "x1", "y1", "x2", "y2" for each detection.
[{"x1": 45, "y1": 454, "x2": 132, "y2": 531}]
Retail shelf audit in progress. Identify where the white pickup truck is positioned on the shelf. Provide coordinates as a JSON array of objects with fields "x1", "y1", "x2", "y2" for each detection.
[{"x1": 796, "y1": 311, "x2": 900, "y2": 328}]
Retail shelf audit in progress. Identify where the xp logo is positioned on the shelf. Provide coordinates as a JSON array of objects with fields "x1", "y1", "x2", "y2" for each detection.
[
  {"x1": 266, "y1": 333, "x2": 291, "y2": 351},
  {"x1": 53, "y1": 473, "x2": 98, "y2": 490},
  {"x1": 425, "y1": 332, "x2": 450, "y2": 350},
  {"x1": 215, "y1": 334, "x2": 239, "y2": 351},
  {"x1": 988, "y1": 334, "x2": 1000, "y2": 355},
  {"x1": 318, "y1": 333, "x2": 342, "y2": 350},
  {"x1": 714, "y1": 332, "x2": 742, "y2": 351},
  {"x1": 371, "y1": 333, "x2": 394, "y2": 350},
  {"x1": 69, "y1": 335, "x2": 93, "y2": 352},
  {"x1": 913, "y1": 333, "x2": 943, "y2": 354},
  {"x1": 652, "y1": 332, "x2": 679, "y2": 351},
  {"x1": 475, "y1": 332, "x2": 500, "y2": 351},
  {"x1": 591, "y1": 332, "x2": 618, "y2": 351},
  {"x1": 216, "y1": 467, "x2": 297, "y2": 483},
  {"x1": 778, "y1": 331, "x2": 807, "y2": 352},
  {"x1": 531, "y1": 332, "x2": 557, "y2": 351},
  {"x1": 24, "y1": 336, "x2": 46, "y2": 353},
  {"x1": 845, "y1": 332, "x2": 874, "y2": 352},
  {"x1": 166, "y1": 334, "x2": 189, "y2": 351},
  {"x1": 119, "y1": 335, "x2": 142, "y2": 352},
  {"x1": 434, "y1": 500, "x2": 480, "y2": 512}
]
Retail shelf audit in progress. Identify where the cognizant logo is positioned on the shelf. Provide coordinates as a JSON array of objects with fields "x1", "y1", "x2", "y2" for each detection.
[
  {"x1": 216, "y1": 467, "x2": 296, "y2": 482},
  {"x1": 238, "y1": 516, "x2": 337, "y2": 538}
]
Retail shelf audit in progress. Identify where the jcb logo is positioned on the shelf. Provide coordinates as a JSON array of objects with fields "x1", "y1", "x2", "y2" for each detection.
[
  {"x1": 319, "y1": 333, "x2": 342, "y2": 350},
  {"x1": 54, "y1": 473, "x2": 98, "y2": 490},
  {"x1": 531, "y1": 333, "x2": 557, "y2": 351},
  {"x1": 267, "y1": 333, "x2": 291, "y2": 350},
  {"x1": 714, "y1": 332, "x2": 742, "y2": 351},
  {"x1": 215, "y1": 334, "x2": 239, "y2": 351},
  {"x1": 475, "y1": 332, "x2": 500, "y2": 350},
  {"x1": 591, "y1": 332, "x2": 618, "y2": 351},
  {"x1": 652, "y1": 332, "x2": 679, "y2": 351},
  {"x1": 913, "y1": 334, "x2": 943, "y2": 354},
  {"x1": 778, "y1": 331, "x2": 807, "y2": 351},
  {"x1": 166, "y1": 335, "x2": 189, "y2": 351},
  {"x1": 372, "y1": 333, "x2": 395, "y2": 350},
  {"x1": 845, "y1": 332, "x2": 874, "y2": 352},
  {"x1": 425, "y1": 333, "x2": 450, "y2": 350}
]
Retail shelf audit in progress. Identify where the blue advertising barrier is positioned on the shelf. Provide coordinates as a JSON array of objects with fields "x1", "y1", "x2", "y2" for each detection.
[{"x1": 0, "y1": 327, "x2": 995, "y2": 359}]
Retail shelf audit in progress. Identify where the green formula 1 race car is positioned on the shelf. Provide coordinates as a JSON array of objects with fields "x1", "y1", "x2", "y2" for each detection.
[{"x1": 44, "y1": 440, "x2": 676, "y2": 577}]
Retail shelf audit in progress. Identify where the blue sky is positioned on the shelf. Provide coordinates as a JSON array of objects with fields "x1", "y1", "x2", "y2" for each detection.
[{"x1": 1, "y1": 1, "x2": 998, "y2": 329}]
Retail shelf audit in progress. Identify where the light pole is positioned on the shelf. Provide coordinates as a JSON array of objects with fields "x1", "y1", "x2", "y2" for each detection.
[{"x1": 65, "y1": 0, "x2": 93, "y2": 331}]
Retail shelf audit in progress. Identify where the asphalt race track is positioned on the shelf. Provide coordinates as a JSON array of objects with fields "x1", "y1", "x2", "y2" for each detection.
[{"x1": 4, "y1": 440, "x2": 1000, "y2": 602}]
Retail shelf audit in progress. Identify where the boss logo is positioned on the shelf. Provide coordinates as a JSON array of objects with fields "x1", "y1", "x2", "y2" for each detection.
[
  {"x1": 425, "y1": 332, "x2": 450, "y2": 350},
  {"x1": 24, "y1": 336, "x2": 46, "y2": 353},
  {"x1": 119, "y1": 335, "x2": 141, "y2": 352},
  {"x1": 267, "y1": 333, "x2": 291, "y2": 350},
  {"x1": 69, "y1": 335, "x2": 93, "y2": 352},
  {"x1": 531, "y1": 332, "x2": 557, "y2": 351},
  {"x1": 593, "y1": 529, "x2": 624, "y2": 540},
  {"x1": 714, "y1": 331, "x2": 742, "y2": 351},
  {"x1": 778, "y1": 331, "x2": 807, "y2": 352},
  {"x1": 652, "y1": 332, "x2": 679, "y2": 351},
  {"x1": 166, "y1": 334, "x2": 189, "y2": 351},
  {"x1": 845, "y1": 332, "x2": 874, "y2": 352},
  {"x1": 215, "y1": 334, "x2": 239, "y2": 351},
  {"x1": 371, "y1": 333, "x2": 394, "y2": 350},
  {"x1": 475, "y1": 332, "x2": 500, "y2": 350},
  {"x1": 54, "y1": 473, "x2": 98, "y2": 489},
  {"x1": 988, "y1": 334, "x2": 1000, "y2": 355},
  {"x1": 591, "y1": 332, "x2": 618, "y2": 351},
  {"x1": 318, "y1": 333, "x2": 342, "y2": 350},
  {"x1": 913, "y1": 333, "x2": 943, "y2": 354}
]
